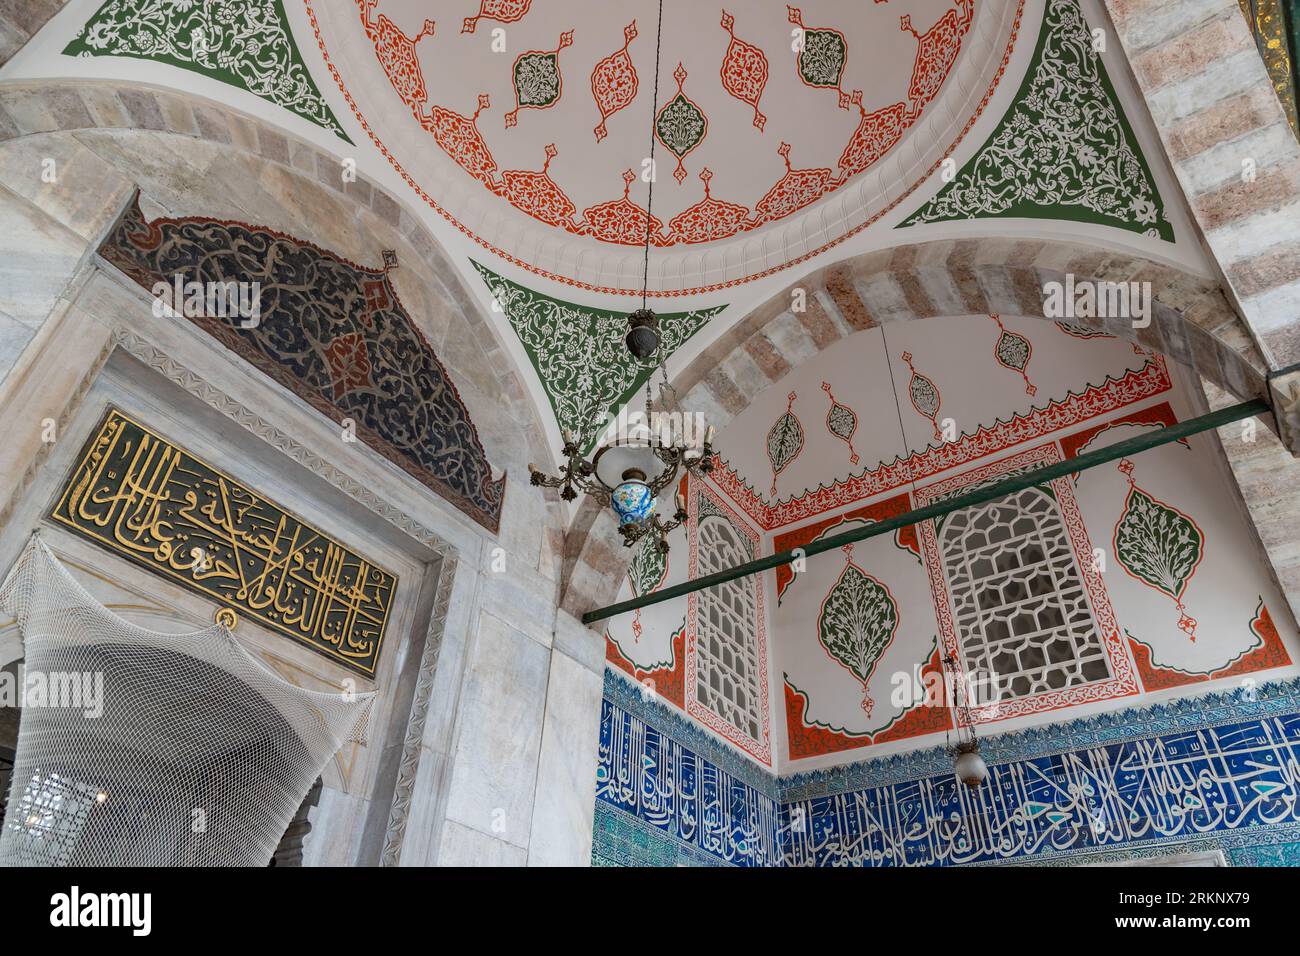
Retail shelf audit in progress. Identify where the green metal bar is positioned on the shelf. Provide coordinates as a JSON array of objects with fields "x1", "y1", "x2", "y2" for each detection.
[{"x1": 582, "y1": 398, "x2": 1271, "y2": 625}]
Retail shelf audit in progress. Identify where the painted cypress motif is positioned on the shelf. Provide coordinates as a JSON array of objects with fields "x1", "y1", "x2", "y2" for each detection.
[
  {"x1": 462, "y1": 0, "x2": 532, "y2": 34},
  {"x1": 786, "y1": 6, "x2": 856, "y2": 108},
  {"x1": 655, "y1": 64, "x2": 709, "y2": 184},
  {"x1": 626, "y1": 535, "x2": 669, "y2": 643},
  {"x1": 767, "y1": 392, "x2": 805, "y2": 496},
  {"x1": 821, "y1": 381, "x2": 860, "y2": 464},
  {"x1": 899, "y1": 0, "x2": 1171, "y2": 240},
  {"x1": 992, "y1": 315, "x2": 1037, "y2": 395},
  {"x1": 65, "y1": 0, "x2": 349, "y2": 140},
  {"x1": 342, "y1": 0, "x2": 974, "y2": 252},
  {"x1": 719, "y1": 10, "x2": 769, "y2": 131},
  {"x1": 816, "y1": 544, "x2": 901, "y2": 716},
  {"x1": 591, "y1": 21, "x2": 638, "y2": 142},
  {"x1": 1113, "y1": 458, "x2": 1205, "y2": 640}
]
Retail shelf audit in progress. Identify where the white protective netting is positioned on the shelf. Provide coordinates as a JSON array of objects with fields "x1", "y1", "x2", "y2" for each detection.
[{"x1": 0, "y1": 535, "x2": 375, "y2": 867}]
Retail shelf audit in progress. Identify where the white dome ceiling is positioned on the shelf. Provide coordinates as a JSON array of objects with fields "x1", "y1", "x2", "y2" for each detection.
[{"x1": 309, "y1": 0, "x2": 1020, "y2": 295}]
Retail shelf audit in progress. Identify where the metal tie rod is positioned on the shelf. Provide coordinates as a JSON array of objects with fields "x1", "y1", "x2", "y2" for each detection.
[{"x1": 582, "y1": 398, "x2": 1271, "y2": 625}]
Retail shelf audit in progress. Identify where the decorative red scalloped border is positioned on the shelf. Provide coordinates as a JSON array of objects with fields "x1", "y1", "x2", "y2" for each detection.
[
  {"x1": 783, "y1": 644, "x2": 953, "y2": 759},
  {"x1": 1127, "y1": 602, "x2": 1292, "y2": 692},
  {"x1": 711, "y1": 356, "x2": 1171, "y2": 530}
]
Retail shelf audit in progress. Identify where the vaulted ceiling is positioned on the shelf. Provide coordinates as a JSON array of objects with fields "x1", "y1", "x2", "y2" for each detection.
[{"x1": 15, "y1": 0, "x2": 1215, "y2": 479}]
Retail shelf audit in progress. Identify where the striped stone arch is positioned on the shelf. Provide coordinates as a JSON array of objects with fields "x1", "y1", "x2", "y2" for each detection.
[
  {"x1": 1101, "y1": 0, "x2": 1300, "y2": 368},
  {"x1": 561, "y1": 238, "x2": 1292, "y2": 622}
]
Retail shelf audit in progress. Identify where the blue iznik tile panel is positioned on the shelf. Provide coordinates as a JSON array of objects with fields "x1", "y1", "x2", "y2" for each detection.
[
  {"x1": 594, "y1": 672, "x2": 1300, "y2": 867},
  {"x1": 783, "y1": 714, "x2": 1300, "y2": 866},
  {"x1": 780, "y1": 679, "x2": 1300, "y2": 867},
  {"x1": 594, "y1": 672, "x2": 781, "y2": 867}
]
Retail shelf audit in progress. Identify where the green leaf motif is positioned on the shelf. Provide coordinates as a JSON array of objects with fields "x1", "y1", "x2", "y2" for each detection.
[
  {"x1": 64, "y1": 0, "x2": 350, "y2": 140},
  {"x1": 996, "y1": 329, "x2": 1030, "y2": 372},
  {"x1": 909, "y1": 372, "x2": 939, "y2": 419},
  {"x1": 656, "y1": 96, "x2": 706, "y2": 159},
  {"x1": 766, "y1": 403, "x2": 804, "y2": 493},
  {"x1": 899, "y1": 0, "x2": 1170, "y2": 240},
  {"x1": 818, "y1": 562, "x2": 899, "y2": 701},
  {"x1": 1115, "y1": 485, "x2": 1203, "y2": 602},
  {"x1": 827, "y1": 401, "x2": 856, "y2": 442},
  {"x1": 1056, "y1": 321, "x2": 1109, "y2": 339},
  {"x1": 469, "y1": 261, "x2": 722, "y2": 454},
  {"x1": 626, "y1": 534, "x2": 667, "y2": 598}
]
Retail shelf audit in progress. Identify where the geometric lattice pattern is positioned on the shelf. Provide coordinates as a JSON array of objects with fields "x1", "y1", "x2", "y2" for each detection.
[
  {"x1": 694, "y1": 508, "x2": 764, "y2": 746},
  {"x1": 939, "y1": 487, "x2": 1111, "y2": 699}
]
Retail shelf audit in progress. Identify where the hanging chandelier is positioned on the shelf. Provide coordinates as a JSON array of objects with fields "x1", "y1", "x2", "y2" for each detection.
[
  {"x1": 527, "y1": 0, "x2": 715, "y2": 555},
  {"x1": 527, "y1": 381, "x2": 715, "y2": 554}
]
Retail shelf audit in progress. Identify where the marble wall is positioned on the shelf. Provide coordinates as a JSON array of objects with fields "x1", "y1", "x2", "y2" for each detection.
[{"x1": 0, "y1": 84, "x2": 602, "y2": 867}]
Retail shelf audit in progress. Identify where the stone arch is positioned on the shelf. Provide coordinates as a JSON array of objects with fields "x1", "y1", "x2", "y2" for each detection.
[
  {"x1": 1100, "y1": 0, "x2": 1300, "y2": 368},
  {"x1": 561, "y1": 237, "x2": 1281, "y2": 620},
  {"x1": 0, "y1": 78, "x2": 567, "y2": 561}
]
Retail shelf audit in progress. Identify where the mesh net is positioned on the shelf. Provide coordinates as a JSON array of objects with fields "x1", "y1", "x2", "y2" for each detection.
[{"x1": 0, "y1": 535, "x2": 374, "y2": 867}]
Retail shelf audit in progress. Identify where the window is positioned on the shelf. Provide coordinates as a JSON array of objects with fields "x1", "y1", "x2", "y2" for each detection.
[
  {"x1": 940, "y1": 487, "x2": 1110, "y2": 700},
  {"x1": 695, "y1": 514, "x2": 763, "y2": 744},
  {"x1": 3, "y1": 769, "x2": 98, "y2": 866}
]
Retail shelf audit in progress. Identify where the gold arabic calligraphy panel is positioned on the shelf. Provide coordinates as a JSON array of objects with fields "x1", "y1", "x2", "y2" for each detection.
[{"x1": 50, "y1": 408, "x2": 396, "y2": 676}]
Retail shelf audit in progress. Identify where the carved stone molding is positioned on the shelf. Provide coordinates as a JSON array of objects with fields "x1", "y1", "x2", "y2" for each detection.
[
  {"x1": 0, "y1": 323, "x2": 115, "y2": 534},
  {"x1": 380, "y1": 554, "x2": 457, "y2": 866},
  {"x1": 105, "y1": 321, "x2": 465, "y2": 865}
]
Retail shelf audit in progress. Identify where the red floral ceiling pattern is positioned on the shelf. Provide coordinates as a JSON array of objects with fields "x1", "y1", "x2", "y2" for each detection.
[
  {"x1": 349, "y1": 0, "x2": 972, "y2": 248},
  {"x1": 306, "y1": 0, "x2": 1020, "y2": 295}
]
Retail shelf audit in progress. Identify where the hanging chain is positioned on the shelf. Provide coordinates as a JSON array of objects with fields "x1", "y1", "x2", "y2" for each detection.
[{"x1": 642, "y1": 0, "x2": 665, "y2": 311}]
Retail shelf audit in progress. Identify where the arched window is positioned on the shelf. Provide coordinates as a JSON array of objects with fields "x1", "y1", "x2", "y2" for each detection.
[
  {"x1": 695, "y1": 514, "x2": 762, "y2": 743},
  {"x1": 940, "y1": 487, "x2": 1109, "y2": 700}
]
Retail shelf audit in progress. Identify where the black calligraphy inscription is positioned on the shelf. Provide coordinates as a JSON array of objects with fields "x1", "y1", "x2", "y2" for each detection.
[{"x1": 50, "y1": 408, "x2": 396, "y2": 676}]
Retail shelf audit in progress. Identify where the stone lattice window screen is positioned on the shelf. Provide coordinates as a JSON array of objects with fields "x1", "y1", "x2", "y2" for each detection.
[
  {"x1": 939, "y1": 488, "x2": 1111, "y2": 700},
  {"x1": 694, "y1": 516, "x2": 764, "y2": 743}
]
